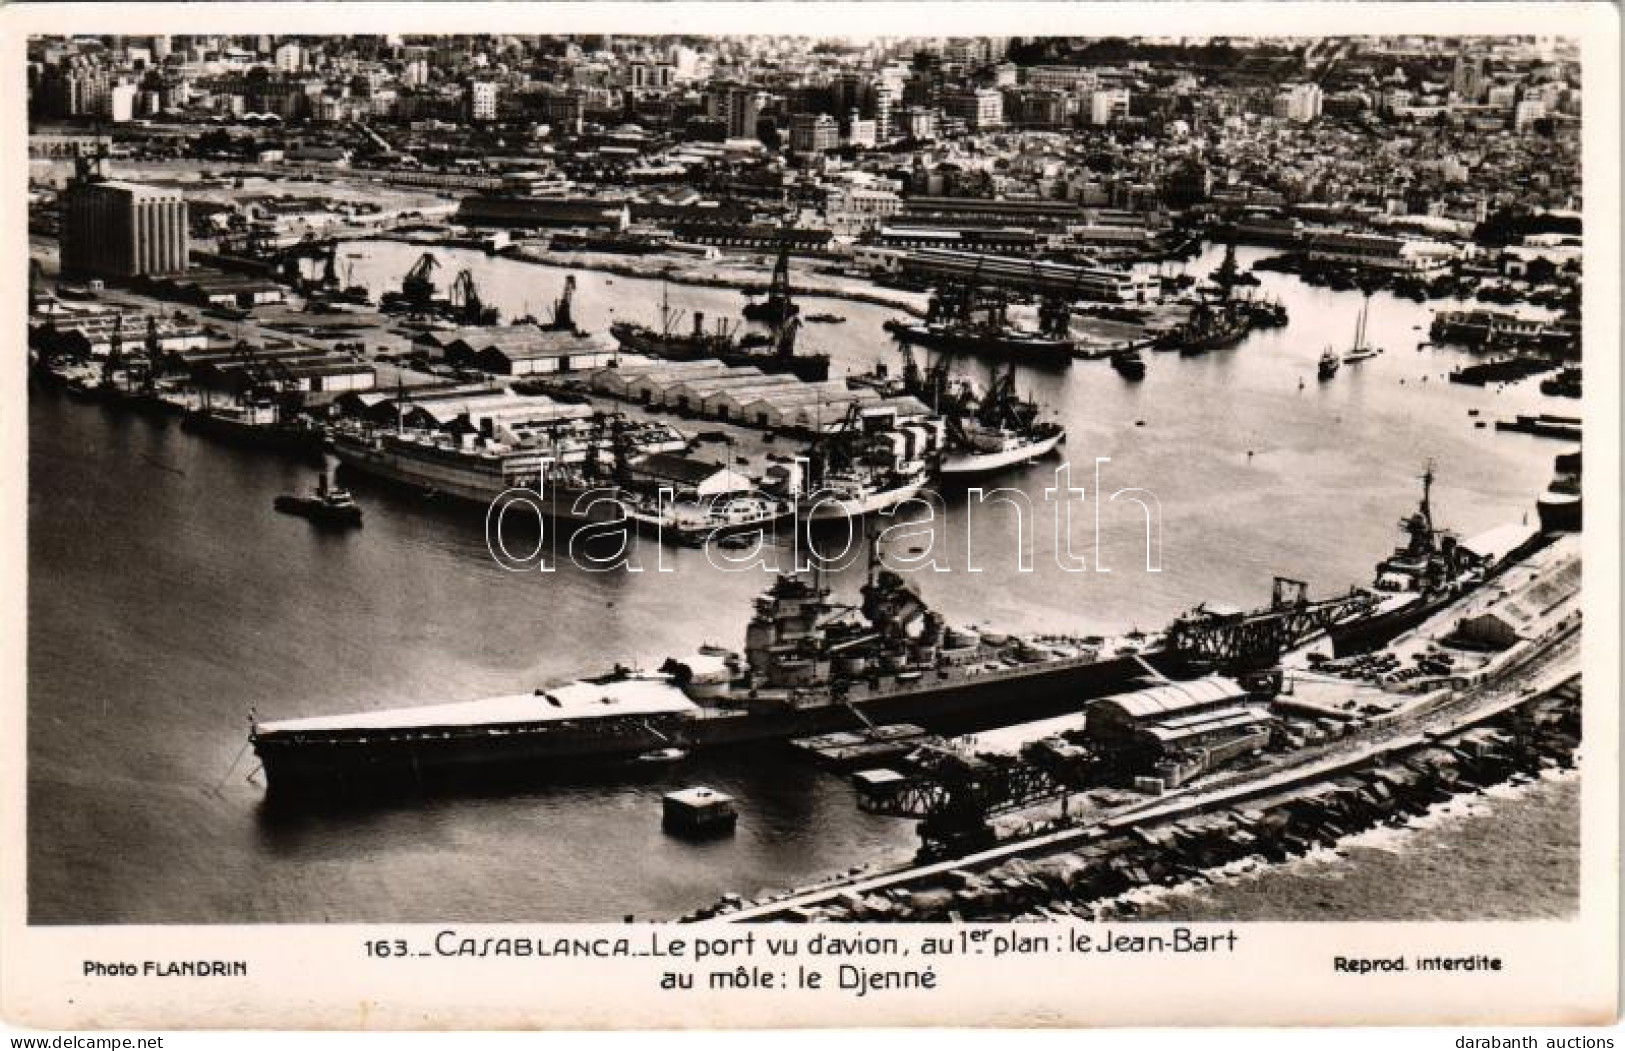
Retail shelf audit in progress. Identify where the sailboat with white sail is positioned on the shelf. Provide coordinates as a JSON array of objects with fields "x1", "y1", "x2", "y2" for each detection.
[{"x1": 1343, "y1": 293, "x2": 1384, "y2": 364}]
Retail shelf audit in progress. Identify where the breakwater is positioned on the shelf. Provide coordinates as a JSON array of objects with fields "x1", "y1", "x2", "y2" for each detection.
[{"x1": 701, "y1": 676, "x2": 1579, "y2": 923}]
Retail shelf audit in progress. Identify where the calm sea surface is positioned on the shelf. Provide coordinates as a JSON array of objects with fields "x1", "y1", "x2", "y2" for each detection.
[{"x1": 28, "y1": 243, "x2": 1572, "y2": 922}]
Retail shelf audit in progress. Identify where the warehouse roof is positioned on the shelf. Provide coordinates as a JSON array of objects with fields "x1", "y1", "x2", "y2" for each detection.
[
  {"x1": 1091, "y1": 676, "x2": 1247, "y2": 721},
  {"x1": 629, "y1": 452, "x2": 734, "y2": 487}
]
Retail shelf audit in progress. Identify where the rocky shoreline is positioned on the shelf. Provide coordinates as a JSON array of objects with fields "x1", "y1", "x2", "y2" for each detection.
[{"x1": 695, "y1": 679, "x2": 1580, "y2": 923}]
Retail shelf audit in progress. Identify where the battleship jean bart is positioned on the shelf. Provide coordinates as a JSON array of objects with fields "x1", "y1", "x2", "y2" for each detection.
[{"x1": 483, "y1": 459, "x2": 1163, "y2": 576}]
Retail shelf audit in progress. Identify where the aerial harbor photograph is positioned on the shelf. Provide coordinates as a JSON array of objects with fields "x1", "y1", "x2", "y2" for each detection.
[{"x1": 24, "y1": 31, "x2": 1587, "y2": 927}]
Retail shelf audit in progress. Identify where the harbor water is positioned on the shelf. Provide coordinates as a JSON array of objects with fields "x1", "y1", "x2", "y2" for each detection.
[{"x1": 28, "y1": 243, "x2": 1570, "y2": 922}]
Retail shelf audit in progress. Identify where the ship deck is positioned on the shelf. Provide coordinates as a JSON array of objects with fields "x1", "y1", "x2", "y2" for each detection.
[{"x1": 257, "y1": 675, "x2": 697, "y2": 736}]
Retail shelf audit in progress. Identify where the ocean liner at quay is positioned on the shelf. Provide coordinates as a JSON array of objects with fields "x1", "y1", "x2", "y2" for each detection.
[{"x1": 250, "y1": 553, "x2": 1156, "y2": 795}]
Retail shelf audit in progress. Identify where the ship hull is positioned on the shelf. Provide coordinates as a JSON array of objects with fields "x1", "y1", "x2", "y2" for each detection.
[
  {"x1": 941, "y1": 432, "x2": 1063, "y2": 477},
  {"x1": 610, "y1": 324, "x2": 710, "y2": 361},
  {"x1": 332, "y1": 437, "x2": 619, "y2": 523},
  {"x1": 885, "y1": 321, "x2": 1074, "y2": 368},
  {"x1": 252, "y1": 651, "x2": 1157, "y2": 797},
  {"x1": 611, "y1": 325, "x2": 830, "y2": 381},
  {"x1": 801, "y1": 476, "x2": 928, "y2": 521},
  {"x1": 742, "y1": 300, "x2": 798, "y2": 325},
  {"x1": 182, "y1": 411, "x2": 325, "y2": 459},
  {"x1": 622, "y1": 502, "x2": 795, "y2": 546},
  {"x1": 254, "y1": 714, "x2": 688, "y2": 797},
  {"x1": 684, "y1": 651, "x2": 1155, "y2": 749},
  {"x1": 1326, "y1": 591, "x2": 1453, "y2": 657},
  {"x1": 1110, "y1": 356, "x2": 1146, "y2": 380},
  {"x1": 274, "y1": 495, "x2": 364, "y2": 528},
  {"x1": 1536, "y1": 491, "x2": 1581, "y2": 533},
  {"x1": 1175, "y1": 324, "x2": 1250, "y2": 355}
]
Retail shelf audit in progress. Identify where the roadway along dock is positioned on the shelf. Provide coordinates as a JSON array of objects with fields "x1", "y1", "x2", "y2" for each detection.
[{"x1": 708, "y1": 621, "x2": 1579, "y2": 923}]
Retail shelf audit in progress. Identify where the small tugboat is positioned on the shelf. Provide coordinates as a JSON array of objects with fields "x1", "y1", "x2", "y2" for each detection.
[
  {"x1": 634, "y1": 747, "x2": 689, "y2": 765},
  {"x1": 1318, "y1": 347, "x2": 1341, "y2": 381},
  {"x1": 274, "y1": 471, "x2": 363, "y2": 527}
]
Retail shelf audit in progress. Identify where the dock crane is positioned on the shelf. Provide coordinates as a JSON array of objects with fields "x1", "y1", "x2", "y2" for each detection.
[
  {"x1": 142, "y1": 316, "x2": 165, "y2": 388},
  {"x1": 101, "y1": 315, "x2": 124, "y2": 386},
  {"x1": 1165, "y1": 577, "x2": 1376, "y2": 673},
  {"x1": 743, "y1": 239, "x2": 799, "y2": 326},
  {"x1": 771, "y1": 313, "x2": 802, "y2": 360},
  {"x1": 855, "y1": 741, "x2": 1081, "y2": 858},
  {"x1": 449, "y1": 269, "x2": 500, "y2": 326},
  {"x1": 1037, "y1": 264, "x2": 1085, "y2": 338},
  {"x1": 400, "y1": 252, "x2": 441, "y2": 315},
  {"x1": 543, "y1": 274, "x2": 578, "y2": 332},
  {"x1": 319, "y1": 242, "x2": 340, "y2": 291}
]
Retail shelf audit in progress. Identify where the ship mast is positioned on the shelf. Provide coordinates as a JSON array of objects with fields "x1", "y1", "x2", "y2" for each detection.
[
  {"x1": 1419, "y1": 458, "x2": 1434, "y2": 534},
  {"x1": 865, "y1": 516, "x2": 882, "y2": 589}
]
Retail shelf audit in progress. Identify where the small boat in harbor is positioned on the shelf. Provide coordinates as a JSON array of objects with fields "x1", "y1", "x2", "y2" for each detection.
[
  {"x1": 1110, "y1": 346, "x2": 1148, "y2": 380},
  {"x1": 1342, "y1": 294, "x2": 1384, "y2": 364},
  {"x1": 804, "y1": 313, "x2": 846, "y2": 324},
  {"x1": 274, "y1": 471, "x2": 364, "y2": 527},
  {"x1": 634, "y1": 747, "x2": 688, "y2": 765},
  {"x1": 1318, "y1": 348, "x2": 1341, "y2": 381}
]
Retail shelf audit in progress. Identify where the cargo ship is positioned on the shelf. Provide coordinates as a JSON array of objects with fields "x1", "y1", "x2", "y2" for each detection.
[
  {"x1": 909, "y1": 359, "x2": 1065, "y2": 478},
  {"x1": 333, "y1": 426, "x2": 598, "y2": 513},
  {"x1": 611, "y1": 285, "x2": 830, "y2": 382},
  {"x1": 619, "y1": 488, "x2": 794, "y2": 546},
  {"x1": 250, "y1": 549, "x2": 1157, "y2": 795},
  {"x1": 334, "y1": 425, "x2": 792, "y2": 543},
  {"x1": 1448, "y1": 356, "x2": 1559, "y2": 387},
  {"x1": 182, "y1": 398, "x2": 326, "y2": 458},
  {"x1": 1155, "y1": 298, "x2": 1251, "y2": 356},
  {"x1": 768, "y1": 401, "x2": 942, "y2": 521},
  {"x1": 883, "y1": 283, "x2": 1076, "y2": 368},
  {"x1": 883, "y1": 318, "x2": 1075, "y2": 368}
]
